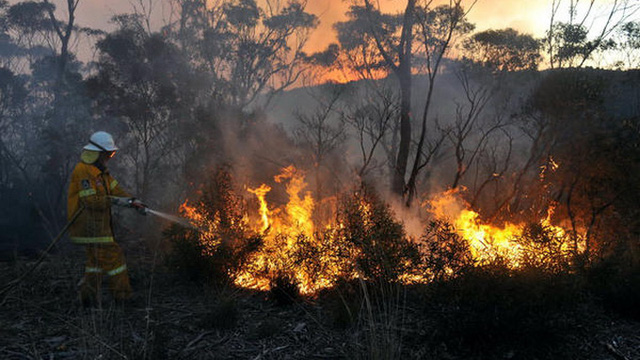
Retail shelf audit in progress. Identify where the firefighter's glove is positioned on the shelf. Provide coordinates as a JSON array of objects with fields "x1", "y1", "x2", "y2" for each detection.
[
  {"x1": 111, "y1": 197, "x2": 131, "y2": 207},
  {"x1": 128, "y1": 198, "x2": 148, "y2": 216}
]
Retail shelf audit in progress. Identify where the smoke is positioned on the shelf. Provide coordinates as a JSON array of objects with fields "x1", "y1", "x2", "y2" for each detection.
[{"x1": 466, "y1": 0, "x2": 549, "y2": 36}]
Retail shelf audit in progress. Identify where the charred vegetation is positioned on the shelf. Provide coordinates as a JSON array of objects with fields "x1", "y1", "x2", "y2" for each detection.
[{"x1": 1, "y1": 0, "x2": 640, "y2": 358}]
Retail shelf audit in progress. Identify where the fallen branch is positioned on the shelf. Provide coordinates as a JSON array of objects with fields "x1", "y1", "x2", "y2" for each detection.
[
  {"x1": 605, "y1": 342, "x2": 629, "y2": 360},
  {"x1": 182, "y1": 331, "x2": 215, "y2": 353}
]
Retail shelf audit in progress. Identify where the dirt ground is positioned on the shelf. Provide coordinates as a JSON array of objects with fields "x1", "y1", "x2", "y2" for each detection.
[{"x1": 1, "y1": 239, "x2": 639, "y2": 360}]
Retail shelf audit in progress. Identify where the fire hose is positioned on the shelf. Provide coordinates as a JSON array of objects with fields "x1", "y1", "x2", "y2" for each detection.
[
  {"x1": 0, "y1": 205, "x2": 85, "y2": 302},
  {"x1": 109, "y1": 196, "x2": 198, "y2": 230},
  {"x1": 1, "y1": 198, "x2": 198, "y2": 302}
]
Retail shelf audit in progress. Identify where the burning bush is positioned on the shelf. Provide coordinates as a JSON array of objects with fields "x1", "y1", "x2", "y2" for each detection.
[
  {"x1": 419, "y1": 220, "x2": 474, "y2": 282},
  {"x1": 168, "y1": 163, "x2": 590, "y2": 298},
  {"x1": 169, "y1": 166, "x2": 427, "y2": 294},
  {"x1": 515, "y1": 222, "x2": 573, "y2": 273},
  {"x1": 166, "y1": 166, "x2": 262, "y2": 284},
  {"x1": 426, "y1": 189, "x2": 578, "y2": 273},
  {"x1": 336, "y1": 184, "x2": 422, "y2": 282}
]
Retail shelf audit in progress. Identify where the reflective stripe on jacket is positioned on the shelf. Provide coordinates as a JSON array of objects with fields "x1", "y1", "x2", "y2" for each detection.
[{"x1": 67, "y1": 161, "x2": 130, "y2": 244}]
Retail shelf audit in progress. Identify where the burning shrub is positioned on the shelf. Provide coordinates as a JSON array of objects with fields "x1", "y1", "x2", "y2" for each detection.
[
  {"x1": 426, "y1": 190, "x2": 578, "y2": 272},
  {"x1": 174, "y1": 164, "x2": 584, "y2": 298},
  {"x1": 419, "y1": 220, "x2": 474, "y2": 282},
  {"x1": 167, "y1": 166, "x2": 262, "y2": 285},
  {"x1": 515, "y1": 222, "x2": 572, "y2": 273},
  {"x1": 336, "y1": 184, "x2": 422, "y2": 282},
  {"x1": 172, "y1": 164, "x2": 431, "y2": 294}
]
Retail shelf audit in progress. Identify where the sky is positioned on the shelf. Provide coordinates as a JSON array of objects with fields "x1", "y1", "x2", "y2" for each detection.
[
  {"x1": 303, "y1": 0, "x2": 553, "y2": 52},
  {"x1": 63, "y1": 0, "x2": 554, "y2": 54},
  {"x1": 19, "y1": 0, "x2": 633, "y2": 69}
]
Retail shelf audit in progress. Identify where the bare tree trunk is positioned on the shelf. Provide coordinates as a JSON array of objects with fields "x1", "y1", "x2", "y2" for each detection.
[
  {"x1": 43, "y1": 0, "x2": 79, "y2": 87},
  {"x1": 393, "y1": 67, "x2": 412, "y2": 196},
  {"x1": 405, "y1": 1, "x2": 472, "y2": 206},
  {"x1": 362, "y1": 0, "x2": 416, "y2": 197}
]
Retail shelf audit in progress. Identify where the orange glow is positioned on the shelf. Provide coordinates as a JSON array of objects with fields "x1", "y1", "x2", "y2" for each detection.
[
  {"x1": 247, "y1": 184, "x2": 272, "y2": 232},
  {"x1": 301, "y1": 0, "x2": 550, "y2": 55},
  {"x1": 274, "y1": 165, "x2": 315, "y2": 238},
  {"x1": 181, "y1": 166, "x2": 578, "y2": 295},
  {"x1": 311, "y1": 59, "x2": 391, "y2": 84},
  {"x1": 426, "y1": 188, "x2": 574, "y2": 268}
]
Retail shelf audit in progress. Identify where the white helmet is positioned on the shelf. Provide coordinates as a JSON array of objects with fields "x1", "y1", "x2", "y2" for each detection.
[{"x1": 83, "y1": 131, "x2": 118, "y2": 152}]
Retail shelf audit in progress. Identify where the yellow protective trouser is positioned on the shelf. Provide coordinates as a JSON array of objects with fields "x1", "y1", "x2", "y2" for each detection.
[{"x1": 80, "y1": 243, "x2": 132, "y2": 302}]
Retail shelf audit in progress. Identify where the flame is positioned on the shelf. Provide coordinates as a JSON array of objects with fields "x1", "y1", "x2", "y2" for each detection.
[
  {"x1": 240, "y1": 166, "x2": 337, "y2": 294},
  {"x1": 426, "y1": 189, "x2": 574, "y2": 268},
  {"x1": 540, "y1": 156, "x2": 560, "y2": 181},
  {"x1": 427, "y1": 189, "x2": 521, "y2": 263},
  {"x1": 247, "y1": 184, "x2": 271, "y2": 232},
  {"x1": 181, "y1": 166, "x2": 578, "y2": 295},
  {"x1": 273, "y1": 165, "x2": 315, "y2": 238}
]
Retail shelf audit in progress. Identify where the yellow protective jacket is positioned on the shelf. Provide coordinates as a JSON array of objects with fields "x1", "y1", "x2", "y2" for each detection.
[{"x1": 67, "y1": 160, "x2": 130, "y2": 244}]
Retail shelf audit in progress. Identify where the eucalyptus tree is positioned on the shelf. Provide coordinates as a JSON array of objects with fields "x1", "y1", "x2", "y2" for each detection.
[
  {"x1": 545, "y1": 0, "x2": 640, "y2": 68},
  {"x1": 0, "y1": 1, "x2": 96, "y2": 234},
  {"x1": 173, "y1": 0, "x2": 318, "y2": 109},
  {"x1": 463, "y1": 28, "x2": 542, "y2": 72},
  {"x1": 334, "y1": 0, "x2": 474, "y2": 205},
  {"x1": 448, "y1": 28, "x2": 542, "y2": 199},
  {"x1": 88, "y1": 15, "x2": 203, "y2": 200},
  {"x1": 615, "y1": 21, "x2": 640, "y2": 68}
]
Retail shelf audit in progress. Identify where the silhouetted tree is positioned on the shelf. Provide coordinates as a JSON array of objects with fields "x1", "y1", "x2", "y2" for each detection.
[
  {"x1": 463, "y1": 28, "x2": 541, "y2": 72},
  {"x1": 545, "y1": 0, "x2": 639, "y2": 68},
  {"x1": 341, "y1": 85, "x2": 399, "y2": 178},
  {"x1": 0, "y1": 1, "x2": 93, "y2": 236},
  {"x1": 174, "y1": 0, "x2": 318, "y2": 108},
  {"x1": 88, "y1": 15, "x2": 202, "y2": 200},
  {"x1": 335, "y1": 0, "x2": 474, "y2": 205},
  {"x1": 294, "y1": 84, "x2": 347, "y2": 199},
  {"x1": 615, "y1": 21, "x2": 640, "y2": 68}
]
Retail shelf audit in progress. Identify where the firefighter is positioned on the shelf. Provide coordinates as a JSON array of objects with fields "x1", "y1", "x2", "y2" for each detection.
[{"x1": 67, "y1": 131, "x2": 146, "y2": 306}]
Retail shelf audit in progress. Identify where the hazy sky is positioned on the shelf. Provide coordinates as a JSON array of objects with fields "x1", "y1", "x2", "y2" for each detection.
[
  {"x1": 30, "y1": 0, "x2": 631, "y2": 63},
  {"x1": 63, "y1": 0, "x2": 553, "y2": 53},
  {"x1": 304, "y1": 0, "x2": 552, "y2": 51}
]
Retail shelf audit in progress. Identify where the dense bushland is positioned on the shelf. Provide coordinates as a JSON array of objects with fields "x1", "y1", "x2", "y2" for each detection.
[{"x1": 164, "y1": 164, "x2": 639, "y2": 359}]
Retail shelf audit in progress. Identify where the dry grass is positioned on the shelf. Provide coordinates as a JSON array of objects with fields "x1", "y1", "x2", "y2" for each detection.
[
  {"x1": 1, "y1": 239, "x2": 640, "y2": 360},
  {"x1": 0, "y1": 240, "x2": 350, "y2": 359}
]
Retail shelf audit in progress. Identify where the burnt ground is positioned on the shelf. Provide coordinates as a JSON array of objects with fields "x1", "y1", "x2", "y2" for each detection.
[{"x1": 1, "y1": 238, "x2": 639, "y2": 360}]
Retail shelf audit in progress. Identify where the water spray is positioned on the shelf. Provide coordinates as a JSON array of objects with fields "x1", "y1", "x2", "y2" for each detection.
[
  {"x1": 144, "y1": 208, "x2": 199, "y2": 231},
  {"x1": 110, "y1": 197, "x2": 200, "y2": 231}
]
